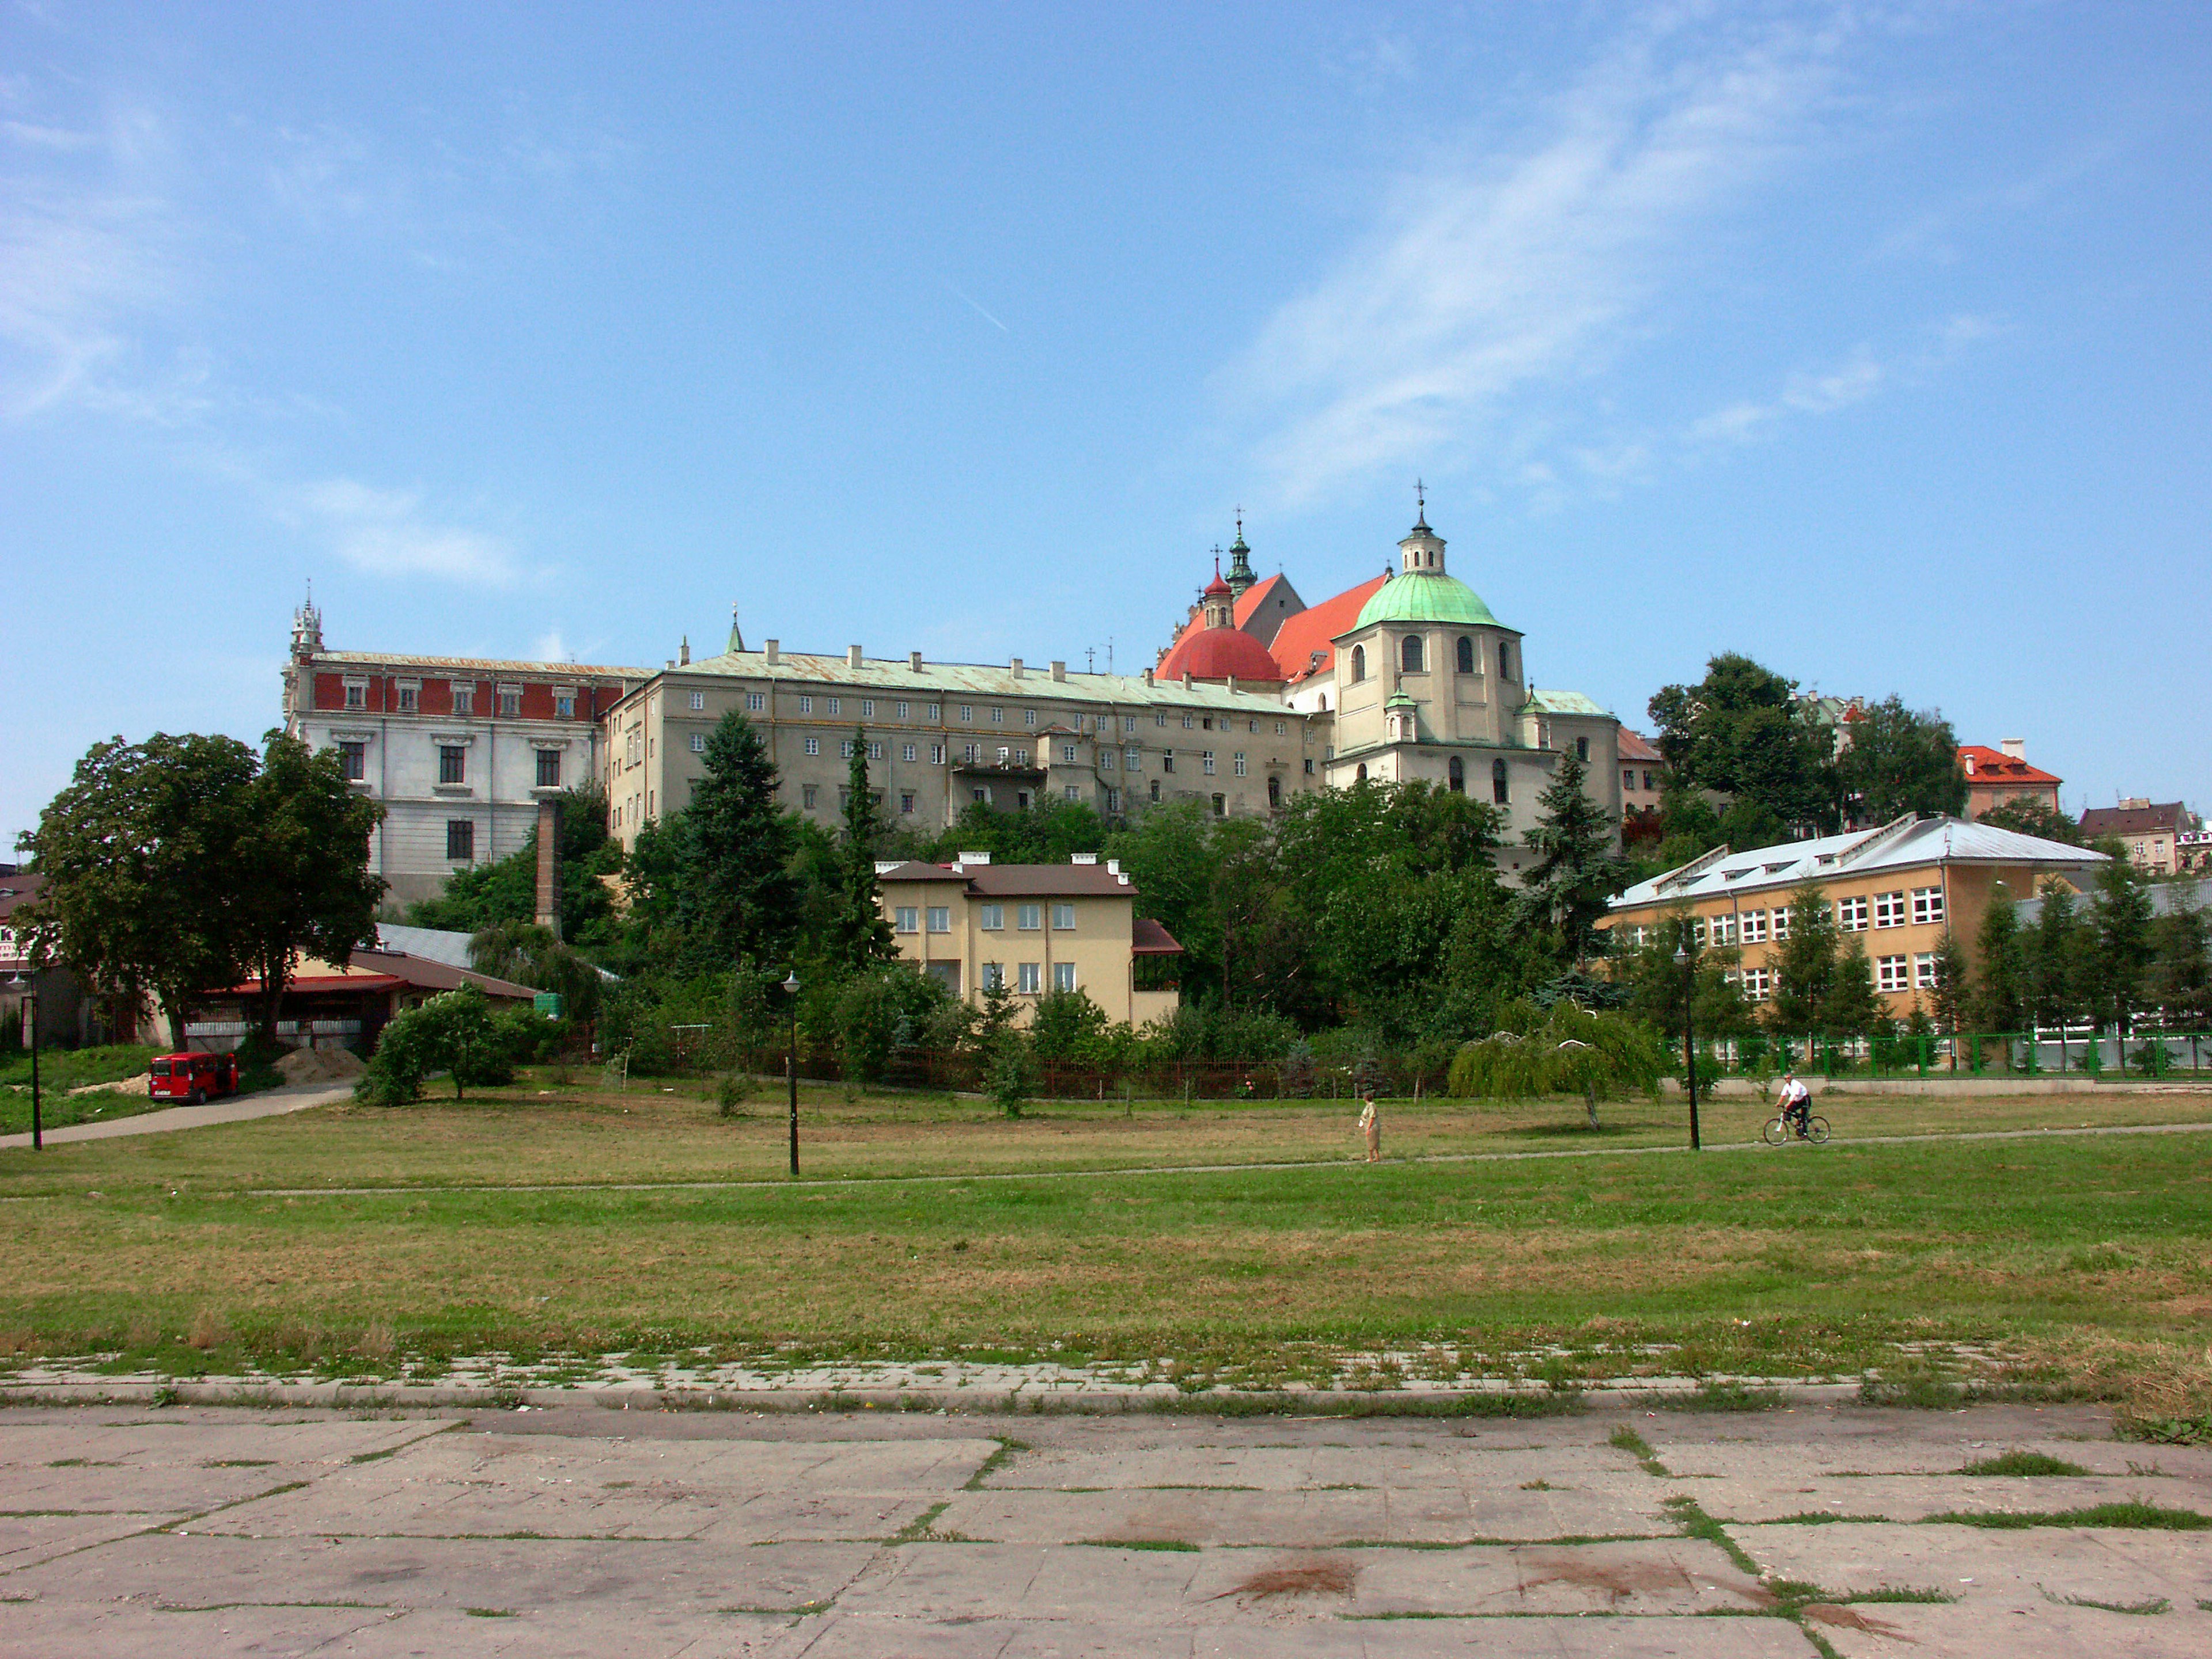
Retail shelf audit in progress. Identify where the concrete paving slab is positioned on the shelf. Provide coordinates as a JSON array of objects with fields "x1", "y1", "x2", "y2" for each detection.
[
  {"x1": 1637, "y1": 1404, "x2": 2127, "y2": 1477},
  {"x1": 0, "y1": 1412, "x2": 458, "y2": 1467},
  {"x1": 1736, "y1": 1519, "x2": 2212, "y2": 1611},
  {"x1": 1808, "y1": 1599, "x2": 2212, "y2": 1658},
  {"x1": 0, "y1": 1594, "x2": 404, "y2": 1658},
  {"x1": 1683, "y1": 1471, "x2": 2209, "y2": 1524},
  {"x1": 0, "y1": 1510, "x2": 180, "y2": 1573},
  {"x1": 984, "y1": 1439, "x2": 1634, "y2": 1493}
]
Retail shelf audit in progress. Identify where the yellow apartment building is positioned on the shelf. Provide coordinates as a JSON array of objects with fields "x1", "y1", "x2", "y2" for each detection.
[
  {"x1": 875, "y1": 853, "x2": 1182, "y2": 1028},
  {"x1": 1602, "y1": 815, "x2": 2107, "y2": 1021}
]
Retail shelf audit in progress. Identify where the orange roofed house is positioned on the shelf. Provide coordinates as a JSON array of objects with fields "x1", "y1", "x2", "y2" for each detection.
[
  {"x1": 1959, "y1": 740, "x2": 2062, "y2": 820},
  {"x1": 876, "y1": 852, "x2": 1182, "y2": 1027}
]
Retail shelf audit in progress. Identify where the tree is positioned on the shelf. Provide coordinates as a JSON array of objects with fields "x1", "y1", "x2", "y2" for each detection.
[
  {"x1": 14, "y1": 733, "x2": 262, "y2": 1046},
  {"x1": 2090, "y1": 848, "x2": 2156, "y2": 1036},
  {"x1": 2146, "y1": 890, "x2": 2212, "y2": 1028},
  {"x1": 1648, "y1": 654, "x2": 1838, "y2": 836},
  {"x1": 1520, "y1": 752, "x2": 1622, "y2": 964},
  {"x1": 236, "y1": 732, "x2": 387, "y2": 1045},
  {"x1": 1029, "y1": 986, "x2": 1113, "y2": 1063},
  {"x1": 827, "y1": 731, "x2": 897, "y2": 972},
  {"x1": 1836, "y1": 695, "x2": 1967, "y2": 822},
  {"x1": 406, "y1": 785, "x2": 623, "y2": 947},
  {"x1": 2024, "y1": 880, "x2": 2092, "y2": 1035},
  {"x1": 1820, "y1": 940, "x2": 1888, "y2": 1039},
  {"x1": 1975, "y1": 796, "x2": 2081, "y2": 844},
  {"x1": 1766, "y1": 885, "x2": 1838, "y2": 1036},
  {"x1": 1927, "y1": 931, "x2": 1971, "y2": 1036},
  {"x1": 1971, "y1": 887, "x2": 2028, "y2": 1032},
  {"x1": 354, "y1": 983, "x2": 521, "y2": 1105},
  {"x1": 1447, "y1": 1002, "x2": 1666, "y2": 1130},
  {"x1": 626, "y1": 711, "x2": 799, "y2": 971},
  {"x1": 468, "y1": 920, "x2": 604, "y2": 1022}
]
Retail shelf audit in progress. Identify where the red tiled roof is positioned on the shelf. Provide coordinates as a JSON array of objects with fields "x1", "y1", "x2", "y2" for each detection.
[
  {"x1": 1618, "y1": 728, "x2": 1664, "y2": 765},
  {"x1": 1957, "y1": 746, "x2": 2062, "y2": 786},
  {"x1": 1267, "y1": 574, "x2": 1389, "y2": 681}
]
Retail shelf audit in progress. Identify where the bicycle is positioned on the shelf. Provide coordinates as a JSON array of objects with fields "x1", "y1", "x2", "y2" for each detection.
[{"x1": 1762, "y1": 1111, "x2": 1829, "y2": 1145}]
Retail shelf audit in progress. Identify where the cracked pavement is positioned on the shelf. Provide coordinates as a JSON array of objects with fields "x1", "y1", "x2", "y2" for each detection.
[{"x1": 1, "y1": 1401, "x2": 2207, "y2": 1655}]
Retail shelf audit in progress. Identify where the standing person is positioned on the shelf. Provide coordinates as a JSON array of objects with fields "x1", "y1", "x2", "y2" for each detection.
[
  {"x1": 1778, "y1": 1071, "x2": 1812, "y2": 1139},
  {"x1": 1357, "y1": 1088, "x2": 1381, "y2": 1163}
]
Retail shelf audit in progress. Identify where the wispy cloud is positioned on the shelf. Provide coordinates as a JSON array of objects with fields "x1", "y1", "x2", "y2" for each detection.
[
  {"x1": 1685, "y1": 313, "x2": 1998, "y2": 448},
  {"x1": 293, "y1": 478, "x2": 520, "y2": 586},
  {"x1": 1226, "y1": 10, "x2": 1848, "y2": 503}
]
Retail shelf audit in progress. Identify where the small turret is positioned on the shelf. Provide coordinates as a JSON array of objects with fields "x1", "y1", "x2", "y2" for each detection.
[
  {"x1": 1224, "y1": 510, "x2": 1255, "y2": 599},
  {"x1": 728, "y1": 603, "x2": 745, "y2": 654},
  {"x1": 291, "y1": 584, "x2": 323, "y2": 658}
]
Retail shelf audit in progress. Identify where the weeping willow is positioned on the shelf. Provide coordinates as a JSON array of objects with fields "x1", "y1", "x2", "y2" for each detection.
[{"x1": 1448, "y1": 1003, "x2": 1666, "y2": 1128}]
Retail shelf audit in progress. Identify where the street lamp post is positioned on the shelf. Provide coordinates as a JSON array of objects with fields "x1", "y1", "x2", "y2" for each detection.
[
  {"x1": 782, "y1": 971, "x2": 801, "y2": 1176},
  {"x1": 7, "y1": 975, "x2": 40, "y2": 1152},
  {"x1": 1673, "y1": 941, "x2": 1700, "y2": 1152}
]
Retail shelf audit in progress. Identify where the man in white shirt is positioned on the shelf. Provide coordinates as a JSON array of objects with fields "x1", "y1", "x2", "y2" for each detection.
[{"x1": 1778, "y1": 1072, "x2": 1812, "y2": 1139}]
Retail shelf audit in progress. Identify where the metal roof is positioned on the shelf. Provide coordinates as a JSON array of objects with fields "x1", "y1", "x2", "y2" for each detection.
[
  {"x1": 1522, "y1": 687, "x2": 1611, "y2": 718},
  {"x1": 651, "y1": 649, "x2": 1299, "y2": 713},
  {"x1": 2018, "y1": 874, "x2": 2207, "y2": 925},
  {"x1": 1610, "y1": 815, "x2": 2107, "y2": 911},
  {"x1": 309, "y1": 650, "x2": 651, "y2": 679},
  {"x1": 1353, "y1": 570, "x2": 1502, "y2": 630}
]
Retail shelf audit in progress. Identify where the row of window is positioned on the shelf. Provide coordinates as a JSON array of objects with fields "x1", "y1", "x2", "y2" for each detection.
[
  {"x1": 1348, "y1": 636, "x2": 1514, "y2": 684},
  {"x1": 1623, "y1": 768, "x2": 1657, "y2": 791},
  {"x1": 980, "y1": 961, "x2": 1079, "y2": 994},
  {"x1": 1733, "y1": 953, "x2": 1941, "y2": 1001},
  {"x1": 1622, "y1": 889, "x2": 1945, "y2": 949},
  {"x1": 893, "y1": 903, "x2": 1078, "y2": 934},
  {"x1": 344, "y1": 681, "x2": 577, "y2": 719},
  {"x1": 335, "y1": 741, "x2": 561, "y2": 789},
  {"x1": 677, "y1": 685, "x2": 1291, "y2": 737},
  {"x1": 1835, "y1": 888, "x2": 1945, "y2": 931}
]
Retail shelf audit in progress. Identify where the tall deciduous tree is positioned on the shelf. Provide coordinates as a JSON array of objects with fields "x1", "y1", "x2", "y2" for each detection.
[
  {"x1": 1520, "y1": 752, "x2": 1620, "y2": 964},
  {"x1": 15, "y1": 733, "x2": 262, "y2": 1046},
  {"x1": 627, "y1": 710, "x2": 798, "y2": 971},
  {"x1": 1975, "y1": 797, "x2": 2082, "y2": 844},
  {"x1": 1836, "y1": 695, "x2": 1968, "y2": 822},
  {"x1": 1648, "y1": 654, "x2": 1838, "y2": 837},
  {"x1": 237, "y1": 732, "x2": 387, "y2": 1045}
]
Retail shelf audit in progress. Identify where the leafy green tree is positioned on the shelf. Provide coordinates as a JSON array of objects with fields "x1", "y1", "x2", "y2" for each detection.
[
  {"x1": 2090, "y1": 847, "x2": 2156, "y2": 1036},
  {"x1": 468, "y1": 920, "x2": 604, "y2": 1022},
  {"x1": 626, "y1": 711, "x2": 799, "y2": 972},
  {"x1": 827, "y1": 732, "x2": 897, "y2": 972},
  {"x1": 1648, "y1": 654, "x2": 1839, "y2": 836},
  {"x1": 832, "y1": 963, "x2": 945, "y2": 1084},
  {"x1": 15, "y1": 733, "x2": 263, "y2": 1046},
  {"x1": 1448, "y1": 1002, "x2": 1665, "y2": 1129},
  {"x1": 2024, "y1": 880, "x2": 2092, "y2": 1033},
  {"x1": 236, "y1": 732, "x2": 387, "y2": 1045},
  {"x1": 1836, "y1": 695, "x2": 1967, "y2": 821},
  {"x1": 1766, "y1": 885, "x2": 1838, "y2": 1036},
  {"x1": 1820, "y1": 940, "x2": 1888, "y2": 1039},
  {"x1": 924, "y1": 799, "x2": 1107, "y2": 865},
  {"x1": 355, "y1": 983, "x2": 520, "y2": 1105},
  {"x1": 1520, "y1": 752, "x2": 1622, "y2": 964},
  {"x1": 1029, "y1": 986, "x2": 1113, "y2": 1063},
  {"x1": 1975, "y1": 796, "x2": 2082, "y2": 844},
  {"x1": 1971, "y1": 887, "x2": 2028, "y2": 1031}
]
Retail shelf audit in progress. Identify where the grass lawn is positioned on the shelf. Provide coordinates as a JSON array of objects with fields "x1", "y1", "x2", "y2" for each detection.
[
  {"x1": 0, "y1": 1044, "x2": 164, "y2": 1136},
  {"x1": 0, "y1": 1073, "x2": 2206, "y2": 1406}
]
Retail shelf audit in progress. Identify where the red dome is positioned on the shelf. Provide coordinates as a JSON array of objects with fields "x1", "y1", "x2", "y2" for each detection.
[
  {"x1": 1157, "y1": 623, "x2": 1287, "y2": 683},
  {"x1": 1203, "y1": 571, "x2": 1233, "y2": 599}
]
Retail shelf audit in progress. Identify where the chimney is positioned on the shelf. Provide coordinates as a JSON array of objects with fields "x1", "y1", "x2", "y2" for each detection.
[
  {"x1": 1106, "y1": 858, "x2": 1120, "y2": 875},
  {"x1": 1143, "y1": 668, "x2": 1154, "y2": 686},
  {"x1": 2001, "y1": 738, "x2": 2026, "y2": 761},
  {"x1": 1183, "y1": 671, "x2": 1193, "y2": 689},
  {"x1": 1051, "y1": 660, "x2": 1066, "y2": 681},
  {"x1": 765, "y1": 639, "x2": 779, "y2": 665},
  {"x1": 957, "y1": 849, "x2": 991, "y2": 865},
  {"x1": 1010, "y1": 657, "x2": 1024, "y2": 677},
  {"x1": 1071, "y1": 851, "x2": 1097, "y2": 864},
  {"x1": 847, "y1": 645, "x2": 863, "y2": 668},
  {"x1": 679, "y1": 637, "x2": 691, "y2": 666},
  {"x1": 909, "y1": 650, "x2": 923, "y2": 672},
  {"x1": 665, "y1": 658, "x2": 676, "y2": 671},
  {"x1": 873, "y1": 859, "x2": 902, "y2": 876},
  {"x1": 1226, "y1": 675, "x2": 1237, "y2": 694},
  {"x1": 533, "y1": 797, "x2": 563, "y2": 940}
]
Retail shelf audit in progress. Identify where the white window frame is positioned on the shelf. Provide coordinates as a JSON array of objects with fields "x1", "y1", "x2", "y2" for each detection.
[
  {"x1": 1912, "y1": 887, "x2": 1945, "y2": 926},
  {"x1": 926, "y1": 907, "x2": 950, "y2": 933},
  {"x1": 1052, "y1": 903, "x2": 1075, "y2": 930},
  {"x1": 1741, "y1": 910, "x2": 1767, "y2": 944},
  {"x1": 804, "y1": 737, "x2": 820, "y2": 756},
  {"x1": 1017, "y1": 904, "x2": 1041, "y2": 931},
  {"x1": 1017, "y1": 962, "x2": 1041, "y2": 995},
  {"x1": 1876, "y1": 955, "x2": 1910, "y2": 993},
  {"x1": 893, "y1": 907, "x2": 919, "y2": 934},
  {"x1": 1873, "y1": 891, "x2": 1907, "y2": 929},
  {"x1": 689, "y1": 691, "x2": 705, "y2": 711},
  {"x1": 1053, "y1": 961, "x2": 1077, "y2": 993},
  {"x1": 1913, "y1": 952, "x2": 1938, "y2": 988},
  {"x1": 979, "y1": 904, "x2": 1005, "y2": 931},
  {"x1": 1837, "y1": 895, "x2": 1869, "y2": 931}
]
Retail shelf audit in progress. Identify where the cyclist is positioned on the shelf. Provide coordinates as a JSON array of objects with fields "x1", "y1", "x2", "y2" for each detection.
[{"x1": 1778, "y1": 1071, "x2": 1813, "y2": 1139}]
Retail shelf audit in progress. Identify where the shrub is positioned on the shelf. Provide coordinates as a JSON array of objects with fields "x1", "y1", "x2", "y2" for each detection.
[{"x1": 354, "y1": 984, "x2": 525, "y2": 1105}]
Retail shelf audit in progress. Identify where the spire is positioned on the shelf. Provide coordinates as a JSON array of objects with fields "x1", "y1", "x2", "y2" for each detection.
[
  {"x1": 728, "y1": 602, "x2": 745, "y2": 654},
  {"x1": 291, "y1": 580, "x2": 323, "y2": 657},
  {"x1": 1399, "y1": 491, "x2": 1446, "y2": 575},
  {"x1": 1413, "y1": 477, "x2": 1429, "y2": 531},
  {"x1": 1224, "y1": 506, "x2": 1255, "y2": 597}
]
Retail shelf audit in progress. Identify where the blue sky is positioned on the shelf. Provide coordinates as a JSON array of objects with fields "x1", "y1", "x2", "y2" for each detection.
[{"x1": 5, "y1": 2, "x2": 2209, "y2": 847}]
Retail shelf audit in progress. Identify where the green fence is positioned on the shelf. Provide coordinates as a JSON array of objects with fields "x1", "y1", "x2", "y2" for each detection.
[{"x1": 1689, "y1": 1029, "x2": 2212, "y2": 1082}]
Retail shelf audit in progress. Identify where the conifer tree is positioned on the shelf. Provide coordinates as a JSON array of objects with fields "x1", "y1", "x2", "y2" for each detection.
[
  {"x1": 1766, "y1": 884, "x2": 1837, "y2": 1037},
  {"x1": 2025, "y1": 880, "x2": 2089, "y2": 1034},
  {"x1": 2090, "y1": 849, "x2": 2156, "y2": 1036},
  {"x1": 629, "y1": 710, "x2": 797, "y2": 970},
  {"x1": 2146, "y1": 892, "x2": 2212, "y2": 1028},
  {"x1": 1821, "y1": 939, "x2": 1888, "y2": 1038},
  {"x1": 1971, "y1": 887, "x2": 2028, "y2": 1032},
  {"x1": 1928, "y1": 930, "x2": 1971, "y2": 1036},
  {"x1": 830, "y1": 729, "x2": 896, "y2": 971},
  {"x1": 1520, "y1": 752, "x2": 1621, "y2": 965}
]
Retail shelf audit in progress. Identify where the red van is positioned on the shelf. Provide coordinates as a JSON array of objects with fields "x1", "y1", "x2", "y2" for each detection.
[{"x1": 149, "y1": 1051, "x2": 241, "y2": 1104}]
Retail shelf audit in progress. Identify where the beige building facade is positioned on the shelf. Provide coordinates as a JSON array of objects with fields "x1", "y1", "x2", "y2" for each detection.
[
  {"x1": 876, "y1": 854, "x2": 1181, "y2": 1027},
  {"x1": 601, "y1": 639, "x2": 1326, "y2": 851},
  {"x1": 1603, "y1": 815, "x2": 2107, "y2": 1024}
]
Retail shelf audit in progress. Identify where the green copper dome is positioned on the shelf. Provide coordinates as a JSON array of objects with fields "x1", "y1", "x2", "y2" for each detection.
[{"x1": 1354, "y1": 570, "x2": 1501, "y2": 630}]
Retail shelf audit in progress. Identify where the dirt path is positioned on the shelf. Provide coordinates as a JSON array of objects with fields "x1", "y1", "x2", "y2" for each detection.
[{"x1": 0, "y1": 1080, "x2": 357, "y2": 1150}]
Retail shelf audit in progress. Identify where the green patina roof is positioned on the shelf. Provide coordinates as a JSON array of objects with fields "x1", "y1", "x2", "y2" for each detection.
[
  {"x1": 1384, "y1": 688, "x2": 1419, "y2": 709},
  {"x1": 1520, "y1": 687, "x2": 1610, "y2": 717},
  {"x1": 1354, "y1": 571, "x2": 1501, "y2": 630}
]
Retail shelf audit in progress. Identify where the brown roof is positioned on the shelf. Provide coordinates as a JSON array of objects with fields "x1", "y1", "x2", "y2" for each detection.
[
  {"x1": 0, "y1": 871, "x2": 46, "y2": 923},
  {"x1": 1131, "y1": 916, "x2": 1184, "y2": 955},
  {"x1": 2080, "y1": 802, "x2": 2188, "y2": 837},
  {"x1": 1618, "y1": 728, "x2": 1664, "y2": 765}
]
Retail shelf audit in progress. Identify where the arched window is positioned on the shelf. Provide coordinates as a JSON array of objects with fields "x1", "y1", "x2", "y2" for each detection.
[
  {"x1": 1401, "y1": 634, "x2": 1423, "y2": 673},
  {"x1": 1318, "y1": 694, "x2": 1328, "y2": 711},
  {"x1": 1498, "y1": 642, "x2": 1514, "y2": 681},
  {"x1": 1349, "y1": 645, "x2": 1366, "y2": 683},
  {"x1": 1456, "y1": 636, "x2": 1474, "y2": 675},
  {"x1": 1267, "y1": 775, "x2": 1281, "y2": 809},
  {"x1": 1447, "y1": 756, "x2": 1464, "y2": 794},
  {"x1": 1355, "y1": 763, "x2": 1368, "y2": 782},
  {"x1": 1491, "y1": 759, "x2": 1509, "y2": 805}
]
